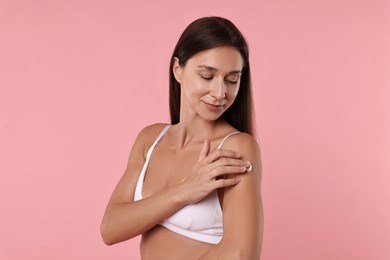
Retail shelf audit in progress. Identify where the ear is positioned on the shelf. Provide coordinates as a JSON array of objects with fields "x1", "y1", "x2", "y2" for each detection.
[{"x1": 172, "y1": 57, "x2": 182, "y2": 84}]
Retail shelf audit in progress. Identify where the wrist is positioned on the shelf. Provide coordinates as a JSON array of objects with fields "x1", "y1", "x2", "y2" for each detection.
[{"x1": 167, "y1": 184, "x2": 188, "y2": 209}]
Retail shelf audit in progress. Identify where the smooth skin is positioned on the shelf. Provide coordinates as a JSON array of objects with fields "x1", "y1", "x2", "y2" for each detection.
[{"x1": 100, "y1": 46, "x2": 263, "y2": 259}]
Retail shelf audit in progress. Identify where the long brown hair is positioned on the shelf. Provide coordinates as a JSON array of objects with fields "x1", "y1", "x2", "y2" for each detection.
[{"x1": 169, "y1": 16, "x2": 254, "y2": 135}]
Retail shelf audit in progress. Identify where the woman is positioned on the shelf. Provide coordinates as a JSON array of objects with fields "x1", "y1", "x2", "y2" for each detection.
[{"x1": 101, "y1": 16, "x2": 263, "y2": 259}]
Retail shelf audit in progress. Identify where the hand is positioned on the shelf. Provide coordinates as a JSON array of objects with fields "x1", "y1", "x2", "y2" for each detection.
[{"x1": 178, "y1": 139, "x2": 250, "y2": 205}]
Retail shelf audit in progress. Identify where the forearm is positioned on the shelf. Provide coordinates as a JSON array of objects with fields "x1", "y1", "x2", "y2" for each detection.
[{"x1": 100, "y1": 186, "x2": 185, "y2": 245}]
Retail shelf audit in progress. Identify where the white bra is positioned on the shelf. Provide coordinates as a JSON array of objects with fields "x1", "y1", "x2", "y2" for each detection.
[{"x1": 134, "y1": 125, "x2": 240, "y2": 244}]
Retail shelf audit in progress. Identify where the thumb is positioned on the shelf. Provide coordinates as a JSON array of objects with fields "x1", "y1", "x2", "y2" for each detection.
[{"x1": 197, "y1": 139, "x2": 210, "y2": 161}]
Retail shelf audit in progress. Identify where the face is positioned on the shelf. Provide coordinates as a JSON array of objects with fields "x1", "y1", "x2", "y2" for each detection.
[{"x1": 173, "y1": 46, "x2": 244, "y2": 121}]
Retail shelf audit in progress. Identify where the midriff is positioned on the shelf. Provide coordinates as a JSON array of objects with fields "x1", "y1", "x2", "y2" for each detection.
[{"x1": 140, "y1": 225, "x2": 214, "y2": 260}]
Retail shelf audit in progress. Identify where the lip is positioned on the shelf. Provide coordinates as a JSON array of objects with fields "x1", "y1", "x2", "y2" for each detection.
[{"x1": 203, "y1": 101, "x2": 225, "y2": 112}]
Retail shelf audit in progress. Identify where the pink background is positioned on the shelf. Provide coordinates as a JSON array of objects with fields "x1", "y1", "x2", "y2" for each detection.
[{"x1": 1, "y1": 0, "x2": 389, "y2": 259}]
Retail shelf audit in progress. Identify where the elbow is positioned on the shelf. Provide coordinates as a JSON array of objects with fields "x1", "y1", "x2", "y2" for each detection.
[
  {"x1": 101, "y1": 236, "x2": 115, "y2": 246},
  {"x1": 100, "y1": 221, "x2": 117, "y2": 246},
  {"x1": 100, "y1": 219, "x2": 137, "y2": 246},
  {"x1": 102, "y1": 237, "x2": 115, "y2": 246}
]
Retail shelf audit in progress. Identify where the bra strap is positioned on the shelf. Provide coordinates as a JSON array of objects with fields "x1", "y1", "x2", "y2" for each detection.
[
  {"x1": 145, "y1": 125, "x2": 171, "y2": 162},
  {"x1": 134, "y1": 124, "x2": 171, "y2": 201},
  {"x1": 217, "y1": 131, "x2": 240, "y2": 150},
  {"x1": 154, "y1": 125, "x2": 171, "y2": 144}
]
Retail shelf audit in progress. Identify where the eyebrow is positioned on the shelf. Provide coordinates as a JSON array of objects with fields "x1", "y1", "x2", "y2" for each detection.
[{"x1": 197, "y1": 65, "x2": 242, "y2": 74}]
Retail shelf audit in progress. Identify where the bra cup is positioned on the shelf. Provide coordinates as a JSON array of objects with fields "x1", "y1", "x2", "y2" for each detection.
[{"x1": 162, "y1": 190, "x2": 223, "y2": 234}]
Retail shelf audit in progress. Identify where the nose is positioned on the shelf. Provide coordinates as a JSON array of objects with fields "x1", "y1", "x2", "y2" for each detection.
[{"x1": 210, "y1": 79, "x2": 226, "y2": 100}]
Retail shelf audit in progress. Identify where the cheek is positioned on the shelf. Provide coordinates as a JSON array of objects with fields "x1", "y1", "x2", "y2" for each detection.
[
  {"x1": 227, "y1": 85, "x2": 240, "y2": 99},
  {"x1": 224, "y1": 85, "x2": 240, "y2": 108},
  {"x1": 181, "y1": 78, "x2": 205, "y2": 103},
  {"x1": 184, "y1": 78, "x2": 208, "y2": 95}
]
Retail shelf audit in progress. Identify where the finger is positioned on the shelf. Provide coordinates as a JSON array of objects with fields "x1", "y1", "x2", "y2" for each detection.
[
  {"x1": 209, "y1": 165, "x2": 248, "y2": 179},
  {"x1": 206, "y1": 149, "x2": 241, "y2": 163},
  {"x1": 203, "y1": 158, "x2": 249, "y2": 174},
  {"x1": 213, "y1": 158, "x2": 250, "y2": 167},
  {"x1": 197, "y1": 139, "x2": 210, "y2": 162},
  {"x1": 213, "y1": 177, "x2": 241, "y2": 189}
]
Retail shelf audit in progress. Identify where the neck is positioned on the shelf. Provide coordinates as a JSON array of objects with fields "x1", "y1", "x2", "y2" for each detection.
[{"x1": 173, "y1": 116, "x2": 225, "y2": 150}]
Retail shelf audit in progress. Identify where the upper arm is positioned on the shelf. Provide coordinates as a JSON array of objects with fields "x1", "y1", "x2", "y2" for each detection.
[
  {"x1": 220, "y1": 133, "x2": 263, "y2": 258},
  {"x1": 106, "y1": 123, "x2": 168, "y2": 205}
]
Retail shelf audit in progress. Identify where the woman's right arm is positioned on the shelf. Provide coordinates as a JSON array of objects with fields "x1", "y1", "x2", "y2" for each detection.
[{"x1": 100, "y1": 124, "x2": 185, "y2": 245}]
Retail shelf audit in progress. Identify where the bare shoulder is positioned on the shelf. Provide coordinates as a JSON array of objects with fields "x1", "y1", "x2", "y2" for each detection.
[
  {"x1": 134, "y1": 123, "x2": 170, "y2": 154},
  {"x1": 222, "y1": 132, "x2": 262, "y2": 181},
  {"x1": 124, "y1": 123, "x2": 170, "y2": 169},
  {"x1": 230, "y1": 132, "x2": 258, "y2": 147},
  {"x1": 109, "y1": 123, "x2": 170, "y2": 203},
  {"x1": 137, "y1": 123, "x2": 170, "y2": 141},
  {"x1": 225, "y1": 132, "x2": 261, "y2": 160}
]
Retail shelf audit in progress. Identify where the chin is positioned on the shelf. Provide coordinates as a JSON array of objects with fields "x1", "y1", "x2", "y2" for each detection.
[{"x1": 198, "y1": 111, "x2": 225, "y2": 122}]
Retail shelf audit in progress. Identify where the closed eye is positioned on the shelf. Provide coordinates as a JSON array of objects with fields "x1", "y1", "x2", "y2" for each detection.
[
  {"x1": 225, "y1": 76, "x2": 239, "y2": 84},
  {"x1": 225, "y1": 79, "x2": 238, "y2": 84},
  {"x1": 200, "y1": 74, "x2": 239, "y2": 84},
  {"x1": 200, "y1": 75, "x2": 213, "y2": 80}
]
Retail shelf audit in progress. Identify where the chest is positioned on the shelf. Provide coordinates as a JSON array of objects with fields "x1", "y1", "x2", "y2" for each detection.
[{"x1": 142, "y1": 146, "x2": 199, "y2": 198}]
